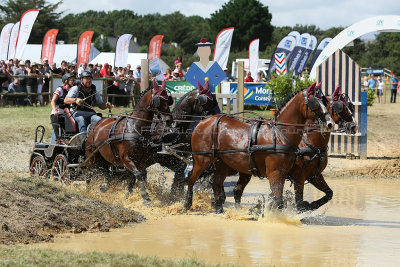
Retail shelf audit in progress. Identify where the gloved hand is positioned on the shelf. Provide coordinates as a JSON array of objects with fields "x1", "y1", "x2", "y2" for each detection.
[
  {"x1": 54, "y1": 110, "x2": 59, "y2": 117},
  {"x1": 106, "y1": 102, "x2": 112, "y2": 110},
  {"x1": 75, "y1": 98, "x2": 84, "y2": 106}
]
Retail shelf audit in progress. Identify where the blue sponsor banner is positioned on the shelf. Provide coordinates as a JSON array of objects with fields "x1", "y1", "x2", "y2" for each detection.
[
  {"x1": 366, "y1": 68, "x2": 384, "y2": 75},
  {"x1": 230, "y1": 83, "x2": 274, "y2": 105}
]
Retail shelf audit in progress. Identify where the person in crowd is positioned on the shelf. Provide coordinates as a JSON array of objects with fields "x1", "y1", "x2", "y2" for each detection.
[
  {"x1": 26, "y1": 61, "x2": 39, "y2": 106},
  {"x1": 113, "y1": 66, "x2": 118, "y2": 77},
  {"x1": 255, "y1": 72, "x2": 264, "y2": 82},
  {"x1": 42, "y1": 63, "x2": 51, "y2": 105},
  {"x1": 36, "y1": 62, "x2": 45, "y2": 105},
  {"x1": 126, "y1": 64, "x2": 131, "y2": 73},
  {"x1": 222, "y1": 68, "x2": 234, "y2": 82},
  {"x1": 77, "y1": 62, "x2": 90, "y2": 77},
  {"x1": 244, "y1": 71, "x2": 254, "y2": 82},
  {"x1": 172, "y1": 69, "x2": 181, "y2": 81},
  {"x1": 14, "y1": 61, "x2": 27, "y2": 97},
  {"x1": 133, "y1": 65, "x2": 141, "y2": 82},
  {"x1": 377, "y1": 76, "x2": 384, "y2": 104},
  {"x1": 174, "y1": 55, "x2": 183, "y2": 69},
  {"x1": 50, "y1": 73, "x2": 76, "y2": 143},
  {"x1": 64, "y1": 71, "x2": 111, "y2": 133},
  {"x1": 68, "y1": 64, "x2": 76, "y2": 75},
  {"x1": 115, "y1": 68, "x2": 129, "y2": 106},
  {"x1": 164, "y1": 68, "x2": 174, "y2": 81},
  {"x1": 390, "y1": 73, "x2": 398, "y2": 103},
  {"x1": 88, "y1": 63, "x2": 96, "y2": 76},
  {"x1": 11, "y1": 58, "x2": 19, "y2": 74},
  {"x1": 42, "y1": 58, "x2": 49, "y2": 66},
  {"x1": 7, "y1": 78, "x2": 20, "y2": 93},
  {"x1": 174, "y1": 63, "x2": 186, "y2": 80},
  {"x1": 368, "y1": 74, "x2": 377, "y2": 90}
]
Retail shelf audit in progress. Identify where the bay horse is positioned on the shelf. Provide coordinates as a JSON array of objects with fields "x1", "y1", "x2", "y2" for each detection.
[
  {"x1": 232, "y1": 84, "x2": 358, "y2": 212},
  {"x1": 291, "y1": 84, "x2": 358, "y2": 211},
  {"x1": 185, "y1": 83, "x2": 335, "y2": 213},
  {"x1": 146, "y1": 81, "x2": 219, "y2": 195},
  {"x1": 85, "y1": 80, "x2": 173, "y2": 204}
]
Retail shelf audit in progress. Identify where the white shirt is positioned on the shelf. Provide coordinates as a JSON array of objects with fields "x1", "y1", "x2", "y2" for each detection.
[
  {"x1": 378, "y1": 81, "x2": 385, "y2": 90},
  {"x1": 78, "y1": 66, "x2": 90, "y2": 77}
]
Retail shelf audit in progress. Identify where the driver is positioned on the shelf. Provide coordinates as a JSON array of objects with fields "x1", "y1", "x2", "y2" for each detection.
[{"x1": 64, "y1": 71, "x2": 111, "y2": 133}]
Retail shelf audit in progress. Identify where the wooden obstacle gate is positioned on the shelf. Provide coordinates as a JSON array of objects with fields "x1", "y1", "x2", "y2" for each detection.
[{"x1": 316, "y1": 49, "x2": 368, "y2": 159}]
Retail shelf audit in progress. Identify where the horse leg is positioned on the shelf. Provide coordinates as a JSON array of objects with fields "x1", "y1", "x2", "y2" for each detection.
[
  {"x1": 122, "y1": 156, "x2": 150, "y2": 205},
  {"x1": 184, "y1": 155, "x2": 213, "y2": 211},
  {"x1": 170, "y1": 161, "x2": 187, "y2": 196},
  {"x1": 233, "y1": 173, "x2": 252, "y2": 208},
  {"x1": 306, "y1": 173, "x2": 333, "y2": 210},
  {"x1": 267, "y1": 170, "x2": 285, "y2": 210},
  {"x1": 212, "y1": 161, "x2": 231, "y2": 214}
]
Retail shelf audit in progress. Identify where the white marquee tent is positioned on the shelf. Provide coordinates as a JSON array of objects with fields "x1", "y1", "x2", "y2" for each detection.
[
  {"x1": 89, "y1": 52, "x2": 170, "y2": 73},
  {"x1": 20, "y1": 44, "x2": 100, "y2": 66}
]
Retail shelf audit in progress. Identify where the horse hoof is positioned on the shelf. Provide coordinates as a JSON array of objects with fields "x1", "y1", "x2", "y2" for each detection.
[
  {"x1": 297, "y1": 201, "x2": 311, "y2": 213},
  {"x1": 215, "y1": 207, "x2": 224, "y2": 214},
  {"x1": 99, "y1": 183, "x2": 109, "y2": 193}
]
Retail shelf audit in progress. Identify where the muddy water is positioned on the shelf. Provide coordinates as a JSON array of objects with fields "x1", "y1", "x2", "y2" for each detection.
[{"x1": 34, "y1": 177, "x2": 400, "y2": 266}]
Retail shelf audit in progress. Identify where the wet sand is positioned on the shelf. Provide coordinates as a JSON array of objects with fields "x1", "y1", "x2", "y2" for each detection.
[{"x1": 33, "y1": 177, "x2": 400, "y2": 266}]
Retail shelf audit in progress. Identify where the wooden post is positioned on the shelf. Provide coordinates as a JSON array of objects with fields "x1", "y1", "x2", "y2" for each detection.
[
  {"x1": 237, "y1": 61, "x2": 244, "y2": 116},
  {"x1": 140, "y1": 59, "x2": 149, "y2": 92}
]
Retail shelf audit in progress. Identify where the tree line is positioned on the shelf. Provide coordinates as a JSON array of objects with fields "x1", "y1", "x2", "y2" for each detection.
[{"x1": 1, "y1": 0, "x2": 400, "y2": 72}]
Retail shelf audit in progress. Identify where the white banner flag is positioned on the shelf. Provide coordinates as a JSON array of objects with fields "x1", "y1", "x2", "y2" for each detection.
[
  {"x1": 0, "y1": 23, "x2": 14, "y2": 61},
  {"x1": 249, "y1": 38, "x2": 259, "y2": 80},
  {"x1": 213, "y1": 27, "x2": 234, "y2": 70},
  {"x1": 15, "y1": 9, "x2": 39, "y2": 59},
  {"x1": 114, "y1": 33, "x2": 132, "y2": 67},
  {"x1": 8, "y1": 22, "x2": 19, "y2": 60}
]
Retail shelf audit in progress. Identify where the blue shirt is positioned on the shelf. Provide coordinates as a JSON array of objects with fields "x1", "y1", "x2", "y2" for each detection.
[
  {"x1": 368, "y1": 79, "x2": 377, "y2": 89},
  {"x1": 390, "y1": 78, "x2": 398, "y2": 89}
]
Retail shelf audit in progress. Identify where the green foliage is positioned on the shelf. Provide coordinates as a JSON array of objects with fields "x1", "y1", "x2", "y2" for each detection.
[
  {"x1": 266, "y1": 72, "x2": 314, "y2": 105},
  {"x1": 366, "y1": 88, "x2": 375, "y2": 107},
  {"x1": 266, "y1": 73, "x2": 295, "y2": 105},
  {"x1": 210, "y1": 0, "x2": 273, "y2": 51}
]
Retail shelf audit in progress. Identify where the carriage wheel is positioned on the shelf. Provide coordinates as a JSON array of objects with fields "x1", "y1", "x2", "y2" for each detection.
[
  {"x1": 51, "y1": 154, "x2": 70, "y2": 185},
  {"x1": 30, "y1": 155, "x2": 48, "y2": 178}
]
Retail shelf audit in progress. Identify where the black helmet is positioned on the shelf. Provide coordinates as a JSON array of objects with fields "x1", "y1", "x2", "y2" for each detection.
[
  {"x1": 81, "y1": 71, "x2": 93, "y2": 79},
  {"x1": 62, "y1": 73, "x2": 76, "y2": 83}
]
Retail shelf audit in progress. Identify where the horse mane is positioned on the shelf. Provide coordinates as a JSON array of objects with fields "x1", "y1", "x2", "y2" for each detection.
[
  {"x1": 274, "y1": 89, "x2": 303, "y2": 118},
  {"x1": 138, "y1": 84, "x2": 152, "y2": 99}
]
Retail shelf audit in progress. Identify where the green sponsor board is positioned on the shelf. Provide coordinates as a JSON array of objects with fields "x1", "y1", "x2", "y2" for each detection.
[{"x1": 163, "y1": 81, "x2": 196, "y2": 93}]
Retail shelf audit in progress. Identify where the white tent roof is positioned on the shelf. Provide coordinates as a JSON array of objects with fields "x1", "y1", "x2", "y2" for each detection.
[
  {"x1": 90, "y1": 52, "x2": 170, "y2": 73},
  {"x1": 21, "y1": 44, "x2": 100, "y2": 66}
]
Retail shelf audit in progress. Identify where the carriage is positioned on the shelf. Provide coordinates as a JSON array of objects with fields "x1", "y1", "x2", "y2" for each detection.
[{"x1": 29, "y1": 108, "x2": 89, "y2": 183}]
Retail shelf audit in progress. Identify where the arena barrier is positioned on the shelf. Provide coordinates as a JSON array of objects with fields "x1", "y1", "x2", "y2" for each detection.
[{"x1": 316, "y1": 49, "x2": 367, "y2": 159}]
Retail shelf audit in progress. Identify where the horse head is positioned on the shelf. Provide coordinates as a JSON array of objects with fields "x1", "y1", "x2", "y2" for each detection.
[
  {"x1": 303, "y1": 82, "x2": 334, "y2": 130},
  {"x1": 150, "y1": 80, "x2": 173, "y2": 125},
  {"x1": 329, "y1": 85, "x2": 358, "y2": 134},
  {"x1": 194, "y1": 80, "x2": 217, "y2": 116}
]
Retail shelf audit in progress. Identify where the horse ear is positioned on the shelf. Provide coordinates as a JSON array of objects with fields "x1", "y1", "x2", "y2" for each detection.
[
  {"x1": 315, "y1": 82, "x2": 322, "y2": 90},
  {"x1": 162, "y1": 80, "x2": 166, "y2": 90},
  {"x1": 197, "y1": 81, "x2": 203, "y2": 91},
  {"x1": 333, "y1": 85, "x2": 341, "y2": 98},
  {"x1": 306, "y1": 82, "x2": 317, "y2": 96},
  {"x1": 152, "y1": 79, "x2": 159, "y2": 90}
]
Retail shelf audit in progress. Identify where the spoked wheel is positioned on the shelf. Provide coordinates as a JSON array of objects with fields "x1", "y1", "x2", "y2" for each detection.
[
  {"x1": 51, "y1": 154, "x2": 70, "y2": 185},
  {"x1": 30, "y1": 154, "x2": 48, "y2": 178}
]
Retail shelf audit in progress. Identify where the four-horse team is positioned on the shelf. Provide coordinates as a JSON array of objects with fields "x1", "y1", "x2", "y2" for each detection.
[{"x1": 30, "y1": 75, "x2": 358, "y2": 214}]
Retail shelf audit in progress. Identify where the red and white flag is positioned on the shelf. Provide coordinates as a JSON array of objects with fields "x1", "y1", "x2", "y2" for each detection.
[
  {"x1": 213, "y1": 27, "x2": 234, "y2": 70},
  {"x1": 7, "y1": 22, "x2": 19, "y2": 60},
  {"x1": 148, "y1": 35, "x2": 163, "y2": 61},
  {"x1": 249, "y1": 38, "x2": 259, "y2": 80},
  {"x1": 15, "y1": 9, "x2": 39, "y2": 59},
  {"x1": 41, "y1": 29, "x2": 58, "y2": 64},
  {"x1": 77, "y1": 30, "x2": 94, "y2": 67},
  {"x1": 0, "y1": 23, "x2": 14, "y2": 61},
  {"x1": 114, "y1": 34, "x2": 132, "y2": 67}
]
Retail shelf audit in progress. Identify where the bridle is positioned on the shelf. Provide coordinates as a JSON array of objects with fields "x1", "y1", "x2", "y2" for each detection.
[
  {"x1": 302, "y1": 90, "x2": 329, "y2": 125},
  {"x1": 195, "y1": 90, "x2": 215, "y2": 116},
  {"x1": 328, "y1": 93, "x2": 356, "y2": 132}
]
